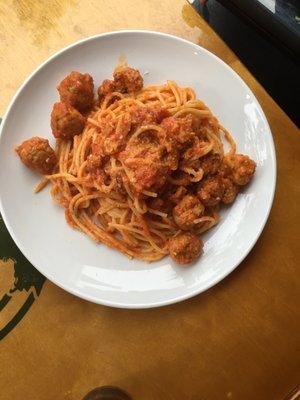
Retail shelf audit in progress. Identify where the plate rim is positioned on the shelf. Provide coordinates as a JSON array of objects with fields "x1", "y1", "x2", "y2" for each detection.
[{"x1": 0, "y1": 30, "x2": 277, "y2": 308}]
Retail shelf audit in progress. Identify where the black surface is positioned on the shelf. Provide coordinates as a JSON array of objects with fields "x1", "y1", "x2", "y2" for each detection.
[
  {"x1": 217, "y1": 0, "x2": 300, "y2": 61},
  {"x1": 195, "y1": 0, "x2": 300, "y2": 126}
]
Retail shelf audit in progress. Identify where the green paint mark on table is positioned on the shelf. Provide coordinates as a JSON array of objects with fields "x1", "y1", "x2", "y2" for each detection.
[{"x1": 0, "y1": 214, "x2": 46, "y2": 340}]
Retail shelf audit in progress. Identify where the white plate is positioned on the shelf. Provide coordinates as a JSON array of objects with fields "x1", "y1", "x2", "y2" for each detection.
[{"x1": 0, "y1": 31, "x2": 276, "y2": 308}]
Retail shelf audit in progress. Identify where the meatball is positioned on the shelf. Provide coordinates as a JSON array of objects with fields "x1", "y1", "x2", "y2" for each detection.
[
  {"x1": 160, "y1": 115, "x2": 193, "y2": 143},
  {"x1": 173, "y1": 194, "x2": 205, "y2": 230},
  {"x1": 197, "y1": 175, "x2": 224, "y2": 206},
  {"x1": 200, "y1": 153, "x2": 221, "y2": 176},
  {"x1": 16, "y1": 137, "x2": 57, "y2": 175},
  {"x1": 131, "y1": 106, "x2": 170, "y2": 128},
  {"x1": 97, "y1": 79, "x2": 116, "y2": 100},
  {"x1": 51, "y1": 102, "x2": 86, "y2": 139},
  {"x1": 132, "y1": 163, "x2": 167, "y2": 193},
  {"x1": 102, "y1": 113, "x2": 132, "y2": 155},
  {"x1": 57, "y1": 71, "x2": 94, "y2": 111},
  {"x1": 113, "y1": 66, "x2": 143, "y2": 93},
  {"x1": 160, "y1": 116, "x2": 181, "y2": 136},
  {"x1": 222, "y1": 178, "x2": 238, "y2": 204},
  {"x1": 231, "y1": 154, "x2": 256, "y2": 186},
  {"x1": 219, "y1": 160, "x2": 232, "y2": 178},
  {"x1": 169, "y1": 232, "x2": 203, "y2": 264},
  {"x1": 86, "y1": 154, "x2": 102, "y2": 172}
]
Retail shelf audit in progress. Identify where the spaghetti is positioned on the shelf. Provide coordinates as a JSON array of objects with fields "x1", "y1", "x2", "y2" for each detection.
[{"x1": 18, "y1": 64, "x2": 256, "y2": 264}]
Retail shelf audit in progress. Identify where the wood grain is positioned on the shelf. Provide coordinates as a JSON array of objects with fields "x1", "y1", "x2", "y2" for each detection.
[{"x1": 0, "y1": 1, "x2": 299, "y2": 399}]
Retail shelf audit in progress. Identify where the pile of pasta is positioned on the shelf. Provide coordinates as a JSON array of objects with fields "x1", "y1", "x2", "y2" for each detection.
[{"x1": 16, "y1": 64, "x2": 256, "y2": 264}]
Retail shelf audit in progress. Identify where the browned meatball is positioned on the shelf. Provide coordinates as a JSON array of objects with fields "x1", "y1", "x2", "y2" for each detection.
[
  {"x1": 113, "y1": 67, "x2": 143, "y2": 93},
  {"x1": 173, "y1": 194, "x2": 205, "y2": 230},
  {"x1": 16, "y1": 137, "x2": 57, "y2": 175},
  {"x1": 102, "y1": 112, "x2": 132, "y2": 155},
  {"x1": 169, "y1": 232, "x2": 203, "y2": 264},
  {"x1": 160, "y1": 115, "x2": 193, "y2": 144},
  {"x1": 57, "y1": 71, "x2": 94, "y2": 111},
  {"x1": 200, "y1": 153, "x2": 221, "y2": 176},
  {"x1": 131, "y1": 106, "x2": 170, "y2": 128},
  {"x1": 231, "y1": 154, "x2": 256, "y2": 186},
  {"x1": 222, "y1": 178, "x2": 238, "y2": 204},
  {"x1": 51, "y1": 102, "x2": 86, "y2": 139},
  {"x1": 160, "y1": 116, "x2": 181, "y2": 136},
  {"x1": 97, "y1": 79, "x2": 116, "y2": 100},
  {"x1": 197, "y1": 175, "x2": 224, "y2": 206},
  {"x1": 219, "y1": 160, "x2": 232, "y2": 178}
]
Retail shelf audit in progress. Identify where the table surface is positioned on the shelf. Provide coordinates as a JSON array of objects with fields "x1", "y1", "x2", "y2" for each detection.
[{"x1": 0, "y1": 1, "x2": 299, "y2": 399}]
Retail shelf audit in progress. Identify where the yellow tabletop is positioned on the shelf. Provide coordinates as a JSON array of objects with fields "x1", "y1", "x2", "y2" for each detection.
[{"x1": 0, "y1": 1, "x2": 299, "y2": 399}]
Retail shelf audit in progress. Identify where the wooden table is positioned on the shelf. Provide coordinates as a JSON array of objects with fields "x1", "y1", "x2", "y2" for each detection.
[{"x1": 0, "y1": 1, "x2": 299, "y2": 399}]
